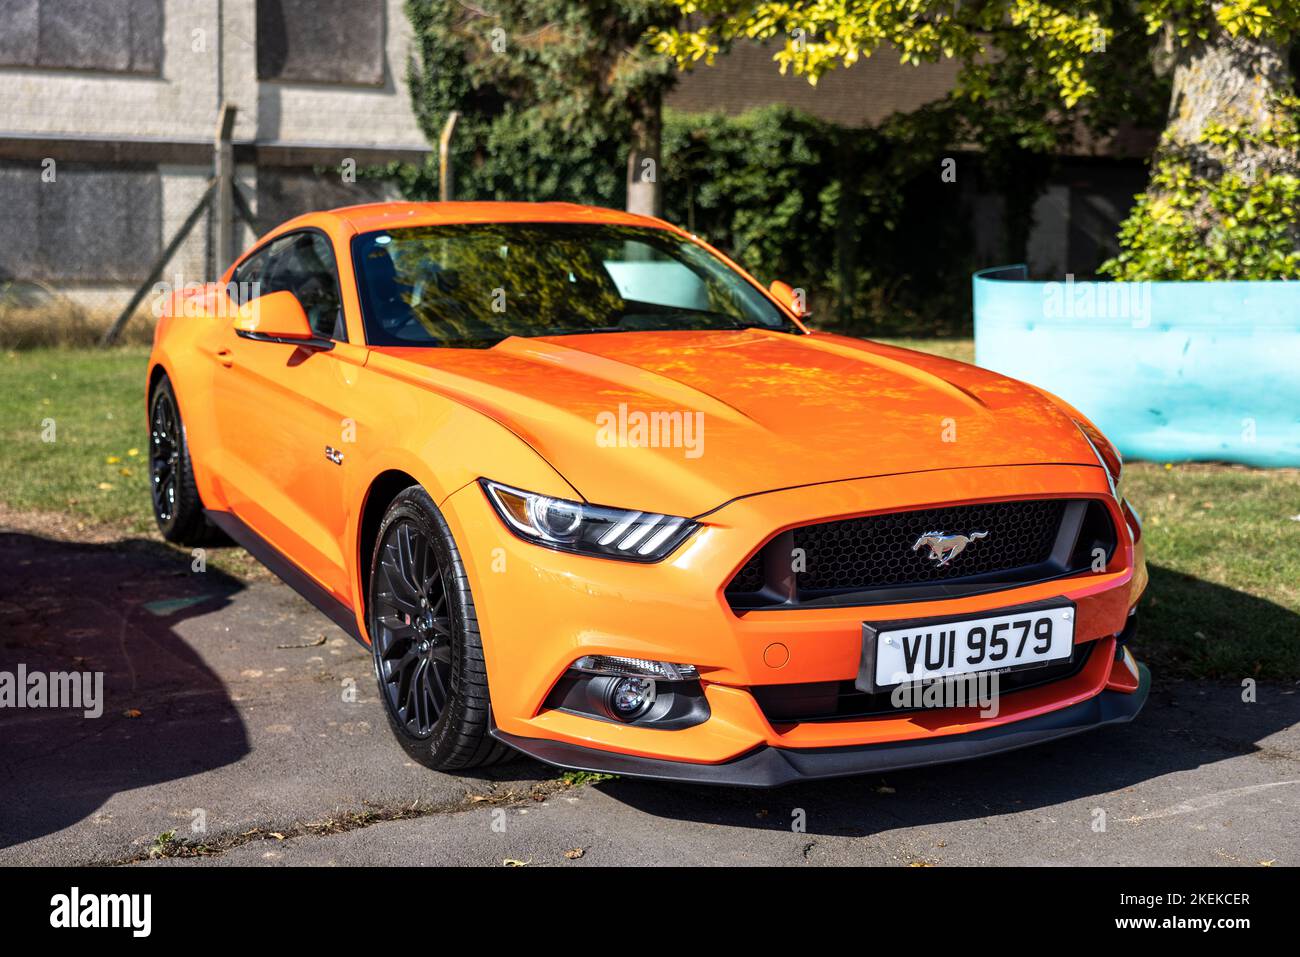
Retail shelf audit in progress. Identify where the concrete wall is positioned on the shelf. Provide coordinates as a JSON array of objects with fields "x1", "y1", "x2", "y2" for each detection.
[{"x1": 0, "y1": 0, "x2": 429, "y2": 308}]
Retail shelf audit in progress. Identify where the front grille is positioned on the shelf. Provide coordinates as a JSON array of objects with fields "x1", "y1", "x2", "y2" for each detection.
[
  {"x1": 726, "y1": 498, "x2": 1116, "y2": 609},
  {"x1": 753, "y1": 640, "x2": 1095, "y2": 723},
  {"x1": 795, "y1": 500, "x2": 1064, "y2": 591},
  {"x1": 729, "y1": 552, "x2": 765, "y2": 593}
]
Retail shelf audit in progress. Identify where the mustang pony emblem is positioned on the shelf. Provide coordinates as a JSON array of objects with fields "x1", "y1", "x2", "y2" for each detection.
[{"x1": 913, "y1": 530, "x2": 988, "y2": 566}]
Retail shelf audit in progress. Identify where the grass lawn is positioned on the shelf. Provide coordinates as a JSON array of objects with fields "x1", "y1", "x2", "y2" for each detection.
[
  {"x1": 3, "y1": 343, "x2": 1297, "y2": 679},
  {"x1": 1, "y1": 346, "x2": 153, "y2": 528},
  {"x1": 876, "y1": 337, "x2": 975, "y2": 363}
]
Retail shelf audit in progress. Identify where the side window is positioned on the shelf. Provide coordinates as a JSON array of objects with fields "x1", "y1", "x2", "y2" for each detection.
[
  {"x1": 264, "y1": 233, "x2": 345, "y2": 340},
  {"x1": 230, "y1": 232, "x2": 345, "y2": 340},
  {"x1": 229, "y1": 247, "x2": 271, "y2": 305}
]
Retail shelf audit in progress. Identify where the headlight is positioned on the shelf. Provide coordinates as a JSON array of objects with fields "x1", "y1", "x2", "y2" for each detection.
[{"x1": 480, "y1": 480, "x2": 698, "y2": 562}]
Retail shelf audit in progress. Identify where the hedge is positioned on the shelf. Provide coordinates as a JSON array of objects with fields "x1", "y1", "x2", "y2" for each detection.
[{"x1": 377, "y1": 104, "x2": 980, "y2": 336}]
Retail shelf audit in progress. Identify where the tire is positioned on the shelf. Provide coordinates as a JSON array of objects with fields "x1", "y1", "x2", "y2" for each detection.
[
  {"x1": 367, "y1": 485, "x2": 513, "y2": 770},
  {"x1": 148, "y1": 375, "x2": 213, "y2": 545}
]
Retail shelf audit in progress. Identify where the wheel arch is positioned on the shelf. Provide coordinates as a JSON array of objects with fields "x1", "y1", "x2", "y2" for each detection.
[
  {"x1": 146, "y1": 361, "x2": 170, "y2": 421},
  {"x1": 147, "y1": 360, "x2": 169, "y2": 395},
  {"x1": 356, "y1": 469, "x2": 423, "y2": 617}
]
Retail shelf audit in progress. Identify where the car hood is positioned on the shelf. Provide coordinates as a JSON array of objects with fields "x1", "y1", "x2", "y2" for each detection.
[{"x1": 371, "y1": 329, "x2": 1098, "y2": 517}]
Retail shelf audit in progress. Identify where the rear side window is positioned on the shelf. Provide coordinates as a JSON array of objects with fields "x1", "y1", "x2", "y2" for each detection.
[{"x1": 229, "y1": 231, "x2": 345, "y2": 340}]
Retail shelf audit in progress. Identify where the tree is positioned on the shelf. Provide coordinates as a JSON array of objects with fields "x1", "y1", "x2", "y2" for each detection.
[
  {"x1": 654, "y1": 1, "x2": 1300, "y2": 280},
  {"x1": 1103, "y1": 3, "x2": 1300, "y2": 278},
  {"x1": 405, "y1": 0, "x2": 677, "y2": 214}
]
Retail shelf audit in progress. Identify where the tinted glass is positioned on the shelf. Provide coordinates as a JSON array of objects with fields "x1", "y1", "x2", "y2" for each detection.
[
  {"x1": 231, "y1": 232, "x2": 345, "y2": 340},
  {"x1": 352, "y1": 223, "x2": 793, "y2": 348}
]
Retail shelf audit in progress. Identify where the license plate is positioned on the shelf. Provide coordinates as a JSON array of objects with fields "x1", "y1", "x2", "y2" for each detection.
[{"x1": 859, "y1": 601, "x2": 1075, "y2": 691}]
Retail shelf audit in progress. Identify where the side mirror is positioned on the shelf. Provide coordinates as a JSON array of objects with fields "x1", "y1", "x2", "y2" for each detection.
[
  {"x1": 235, "y1": 291, "x2": 330, "y2": 348},
  {"x1": 768, "y1": 280, "x2": 810, "y2": 320}
]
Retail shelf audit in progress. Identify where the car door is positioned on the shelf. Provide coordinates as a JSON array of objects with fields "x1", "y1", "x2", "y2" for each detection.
[{"x1": 208, "y1": 229, "x2": 365, "y2": 603}]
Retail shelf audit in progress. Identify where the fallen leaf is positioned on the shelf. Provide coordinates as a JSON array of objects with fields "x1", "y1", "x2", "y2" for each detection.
[
  {"x1": 908, "y1": 860, "x2": 933, "y2": 867},
  {"x1": 123, "y1": 708, "x2": 142, "y2": 718},
  {"x1": 1258, "y1": 860, "x2": 1275, "y2": 867},
  {"x1": 503, "y1": 858, "x2": 530, "y2": 867},
  {"x1": 269, "y1": 832, "x2": 286, "y2": 841},
  {"x1": 564, "y1": 847, "x2": 585, "y2": 860},
  {"x1": 106, "y1": 456, "x2": 120, "y2": 464},
  {"x1": 275, "y1": 634, "x2": 328, "y2": 649},
  {"x1": 97, "y1": 482, "x2": 114, "y2": 490},
  {"x1": 876, "y1": 785, "x2": 896, "y2": 795},
  {"x1": 127, "y1": 448, "x2": 139, "y2": 456}
]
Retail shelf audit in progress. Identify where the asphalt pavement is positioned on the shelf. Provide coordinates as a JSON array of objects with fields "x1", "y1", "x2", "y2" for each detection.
[{"x1": 1, "y1": 526, "x2": 1296, "y2": 867}]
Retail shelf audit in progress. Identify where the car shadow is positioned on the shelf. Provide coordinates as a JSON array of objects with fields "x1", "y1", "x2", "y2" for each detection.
[
  {"x1": 0, "y1": 532, "x2": 250, "y2": 850},
  {"x1": 592, "y1": 568, "x2": 1300, "y2": 837}
]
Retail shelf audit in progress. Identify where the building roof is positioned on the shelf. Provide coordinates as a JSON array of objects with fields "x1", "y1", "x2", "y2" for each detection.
[
  {"x1": 666, "y1": 40, "x2": 1159, "y2": 159},
  {"x1": 666, "y1": 41, "x2": 961, "y2": 128}
]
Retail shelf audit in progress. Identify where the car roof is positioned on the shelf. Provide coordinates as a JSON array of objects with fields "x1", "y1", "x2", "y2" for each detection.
[{"x1": 288, "y1": 201, "x2": 676, "y2": 237}]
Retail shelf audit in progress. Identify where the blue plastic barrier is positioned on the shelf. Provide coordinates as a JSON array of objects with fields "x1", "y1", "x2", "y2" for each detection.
[{"x1": 972, "y1": 265, "x2": 1300, "y2": 467}]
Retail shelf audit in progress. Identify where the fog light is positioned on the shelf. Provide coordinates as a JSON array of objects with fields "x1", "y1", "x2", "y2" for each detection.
[{"x1": 608, "y1": 676, "x2": 656, "y2": 719}]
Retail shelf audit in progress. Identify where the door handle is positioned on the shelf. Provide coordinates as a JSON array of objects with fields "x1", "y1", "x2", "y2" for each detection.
[{"x1": 215, "y1": 348, "x2": 234, "y2": 368}]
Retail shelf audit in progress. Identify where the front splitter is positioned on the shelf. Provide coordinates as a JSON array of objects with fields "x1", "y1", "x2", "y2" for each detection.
[{"x1": 492, "y1": 664, "x2": 1151, "y2": 788}]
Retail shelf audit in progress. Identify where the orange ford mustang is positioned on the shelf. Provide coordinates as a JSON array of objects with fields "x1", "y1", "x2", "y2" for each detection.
[{"x1": 146, "y1": 201, "x2": 1148, "y2": 786}]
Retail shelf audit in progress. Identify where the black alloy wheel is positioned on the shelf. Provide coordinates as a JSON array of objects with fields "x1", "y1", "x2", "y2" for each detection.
[
  {"x1": 150, "y1": 388, "x2": 181, "y2": 525},
  {"x1": 147, "y1": 376, "x2": 211, "y2": 544},
  {"x1": 367, "y1": 486, "x2": 513, "y2": 769},
  {"x1": 372, "y1": 519, "x2": 454, "y2": 736}
]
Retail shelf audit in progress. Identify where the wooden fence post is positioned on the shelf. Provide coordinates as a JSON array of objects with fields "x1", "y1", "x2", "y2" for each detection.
[
  {"x1": 439, "y1": 111, "x2": 461, "y2": 202},
  {"x1": 213, "y1": 102, "x2": 238, "y2": 276}
]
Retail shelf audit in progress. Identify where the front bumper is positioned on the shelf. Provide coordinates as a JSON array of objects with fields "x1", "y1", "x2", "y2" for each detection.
[
  {"x1": 493, "y1": 662, "x2": 1150, "y2": 787},
  {"x1": 444, "y1": 462, "x2": 1149, "y2": 783}
]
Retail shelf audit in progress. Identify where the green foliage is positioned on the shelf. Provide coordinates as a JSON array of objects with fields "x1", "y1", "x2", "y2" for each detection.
[
  {"x1": 402, "y1": 0, "x2": 678, "y2": 206},
  {"x1": 1101, "y1": 96, "x2": 1300, "y2": 280},
  {"x1": 559, "y1": 770, "x2": 617, "y2": 785},
  {"x1": 658, "y1": 1, "x2": 1300, "y2": 282},
  {"x1": 660, "y1": 105, "x2": 983, "y2": 335},
  {"x1": 1140, "y1": 0, "x2": 1300, "y2": 44},
  {"x1": 657, "y1": 2, "x2": 1300, "y2": 103},
  {"x1": 661, "y1": 107, "x2": 838, "y2": 292},
  {"x1": 379, "y1": 100, "x2": 980, "y2": 334},
  {"x1": 655, "y1": 1, "x2": 1113, "y2": 106}
]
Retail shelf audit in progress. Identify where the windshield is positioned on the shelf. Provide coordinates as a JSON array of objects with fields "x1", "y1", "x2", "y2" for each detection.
[{"x1": 351, "y1": 222, "x2": 795, "y2": 347}]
